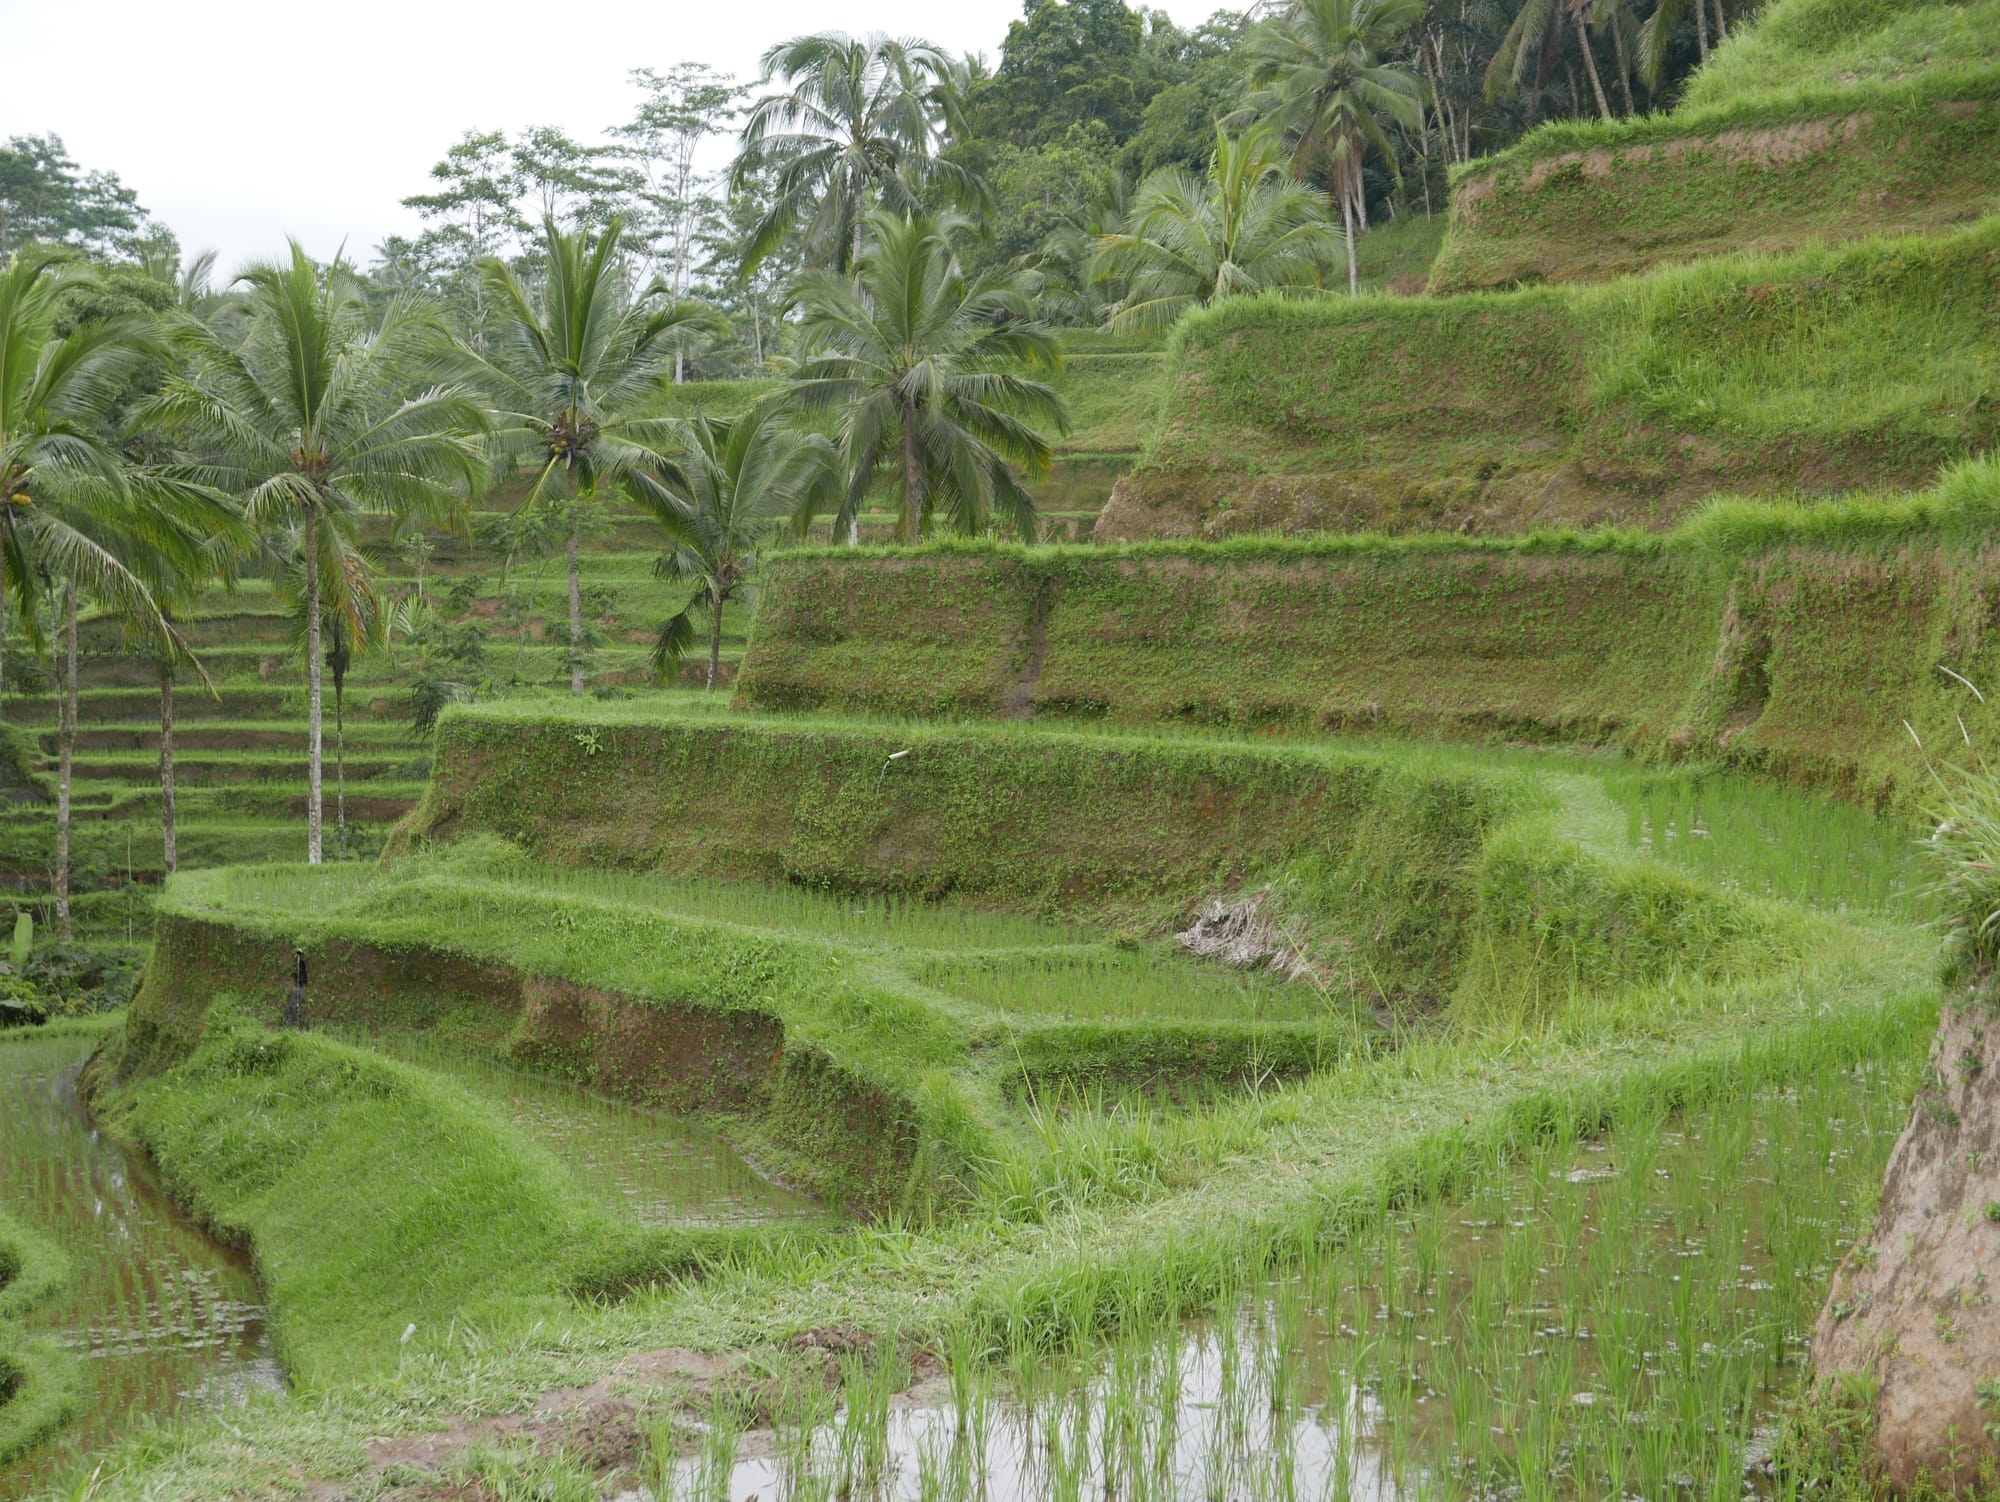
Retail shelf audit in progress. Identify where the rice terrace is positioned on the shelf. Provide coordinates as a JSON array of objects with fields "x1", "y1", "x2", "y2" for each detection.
[{"x1": 3, "y1": 0, "x2": 2000, "y2": 1494}]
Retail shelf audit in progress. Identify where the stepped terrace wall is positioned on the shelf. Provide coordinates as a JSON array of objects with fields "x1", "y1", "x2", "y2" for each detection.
[
  {"x1": 740, "y1": 462, "x2": 2000, "y2": 810},
  {"x1": 1428, "y1": 75, "x2": 2000, "y2": 293},
  {"x1": 1097, "y1": 220, "x2": 2000, "y2": 541},
  {"x1": 404, "y1": 706, "x2": 1820, "y2": 1035}
]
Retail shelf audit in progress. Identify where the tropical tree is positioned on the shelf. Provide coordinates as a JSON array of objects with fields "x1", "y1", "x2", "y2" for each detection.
[
  {"x1": 467, "y1": 215, "x2": 720, "y2": 696},
  {"x1": 1090, "y1": 125, "x2": 1340, "y2": 332},
  {"x1": 732, "y1": 32, "x2": 978, "y2": 274},
  {"x1": 1486, "y1": 0, "x2": 1623, "y2": 121},
  {"x1": 639, "y1": 399, "x2": 837, "y2": 689},
  {"x1": 145, "y1": 242, "x2": 485, "y2": 863},
  {"x1": 128, "y1": 520, "x2": 252, "y2": 880},
  {"x1": 789, "y1": 208, "x2": 1071, "y2": 545},
  {"x1": 0, "y1": 249, "x2": 238, "y2": 933},
  {"x1": 272, "y1": 532, "x2": 379, "y2": 857},
  {"x1": 1235, "y1": 0, "x2": 1426, "y2": 294}
]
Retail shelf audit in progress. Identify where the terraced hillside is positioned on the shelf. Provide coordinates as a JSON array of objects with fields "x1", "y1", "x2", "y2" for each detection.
[
  {"x1": 0, "y1": 508, "x2": 755, "y2": 931},
  {"x1": 1097, "y1": 0, "x2": 2000, "y2": 542},
  {"x1": 1427, "y1": 0, "x2": 2000, "y2": 293}
]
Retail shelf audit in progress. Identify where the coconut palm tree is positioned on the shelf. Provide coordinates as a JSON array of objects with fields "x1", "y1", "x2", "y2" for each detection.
[
  {"x1": 1090, "y1": 125, "x2": 1341, "y2": 334},
  {"x1": 1486, "y1": 0, "x2": 1621, "y2": 121},
  {"x1": 639, "y1": 399, "x2": 837, "y2": 689},
  {"x1": 0, "y1": 249, "x2": 235, "y2": 926},
  {"x1": 1235, "y1": 0, "x2": 1426, "y2": 294},
  {"x1": 732, "y1": 32, "x2": 981, "y2": 274},
  {"x1": 0, "y1": 250, "x2": 194, "y2": 704},
  {"x1": 467, "y1": 215, "x2": 720, "y2": 696},
  {"x1": 789, "y1": 208, "x2": 1071, "y2": 545},
  {"x1": 273, "y1": 534, "x2": 379, "y2": 858},
  {"x1": 145, "y1": 242, "x2": 485, "y2": 864},
  {"x1": 128, "y1": 525, "x2": 253, "y2": 879}
]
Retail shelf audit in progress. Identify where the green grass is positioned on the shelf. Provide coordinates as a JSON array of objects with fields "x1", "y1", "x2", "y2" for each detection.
[
  {"x1": 1682, "y1": 0, "x2": 2000, "y2": 112},
  {"x1": 0, "y1": 1158, "x2": 80, "y2": 1470},
  {"x1": 1103, "y1": 216, "x2": 2000, "y2": 540},
  {"x1": 649, "y1": 1040, "x2": 1922, "y2": 1500},
  {"x1": 744, "y1": 456, "x2": 2000, "y2": 810},
  {"x1": 98, "y1": 1019, "x2": 636, "y2": 1388}
]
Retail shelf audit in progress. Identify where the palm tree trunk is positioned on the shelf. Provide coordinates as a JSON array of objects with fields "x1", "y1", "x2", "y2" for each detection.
[
  {"x1": 1341, "y1": 186, "x2": 1359, "y2": 297},
  {"x1": 1574, "y1": 7, "x2": 1615, "y2": 121},
  {"x1": 567, "y1": 507, "x2": 584, "y2": 695},
  {"x1": 55, "y1": 581, "x2": 75, "y2": 940},
  {"x1": 335, "y1": 677, "x2": 346, "y2": 856},
  {"x1": 1712, "y1": 0, "x2": 1727, "y2": 38},
  {"x1": 1694, "y1": 0, "x2": 1710, "y2": 62},
  {"x1": 707, "y1": 595, "x2": 723, "y2": 691},
  {"x1": 306, "y1": 510, "x2": 324, "y2": 866},
  {"x1": 902, "y1": 399, "x2": 923, "y2": 544},
  {"x1": 1610, "y1": 19, "x2": 1636, "y2": 113},
  {"x1": 159, "y1": 663, "x2": 176, "y2": 877}
]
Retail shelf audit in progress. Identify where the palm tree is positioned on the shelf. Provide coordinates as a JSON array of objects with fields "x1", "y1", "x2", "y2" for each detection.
[
  {"x1": 1236, "y1": 0, "x2": 1426, "y2": 294},
  {"x1": 1036, "y1": 171, "x2": 1134, "y2": 328},
  {"x1": 732, "y1": 32, "x2": 980, "y2": 274},
  {"x1": 789, "y1": 209, "x2": 1071, "y2": 545},
  {"x1": 1090, "y1": 125, "x2": 1341, "y2": 334},
  {"x1": 0, "y1": 251, "x2": 191, "y2": 708},
  {"x1": 131, "y1": 528, "x2": 251, "y2": 880},
  {"x1": 276, "y1": 536, "x2": 378, "y2": 858},
  {"x1": 639, "y1": 399, "x2": 838, "y2": 689},
  {"x1": 145, "y1": 242, "x2": 485, "y2": 864},
  {"x1": 468, "y1": 215, "x2": 719, "y2": 696},
  {"x1": 1486, "y1": 0, "x2": 1620, "y2": 121},
  {"x1": 0, "y1": 250, "x2": 233, "y2": 926}
]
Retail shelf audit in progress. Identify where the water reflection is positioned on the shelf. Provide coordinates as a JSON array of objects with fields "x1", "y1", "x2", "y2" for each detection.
[{"x1": 0, "y1": 1033, "x2": 283, "y2": 1494}]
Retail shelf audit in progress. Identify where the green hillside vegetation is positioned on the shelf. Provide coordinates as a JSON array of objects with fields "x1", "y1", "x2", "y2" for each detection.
[
  {"x1": 652, "y1": 333, "x2": 1172, "y2": 538},
  {"x1": 1681, "y1": 0, "x2": 2000, "y2": 111},
  {"x1": 1099, "y1": 219, "x2": 2000, "y2": 540},
  {"x1": 0, "y1": 1204, "x2": 76, "y2": 1466},
  {"x1": 1428, "y1": 0, "x2": 2000, "y2": 292},
  {"x1": 61, "y1": 704, "x2": 1940, "y2": 1497}
]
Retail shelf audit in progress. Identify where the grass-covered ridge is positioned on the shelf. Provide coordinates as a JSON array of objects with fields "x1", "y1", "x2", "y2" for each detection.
[
  {"x1": 0, "y1": 1181, "x2": 77, "y2": 1466},
  {"x1": 748, "y1": 458, "x2": 2000, "y2": 808},
  {"x1": 1429, "y1": 0, "x2": 2000, "y2": 291},
  {"x1": 1096, "y1": 220, "x2": 2000, "y2": 540}
]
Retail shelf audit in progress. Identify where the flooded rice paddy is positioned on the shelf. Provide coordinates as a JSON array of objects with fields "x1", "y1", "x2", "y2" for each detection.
[
  {"x1": 0, "y1": 1030, "x2": 282, "y2": 1494},
  {"x1": 673, "y1": 1055, "x2": 1916, "y2": 1502}
]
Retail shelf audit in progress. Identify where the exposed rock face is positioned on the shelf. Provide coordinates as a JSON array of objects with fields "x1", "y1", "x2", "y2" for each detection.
[{"x1": 1813, "y1": 981, "x2": 2000, "y2": 1490}]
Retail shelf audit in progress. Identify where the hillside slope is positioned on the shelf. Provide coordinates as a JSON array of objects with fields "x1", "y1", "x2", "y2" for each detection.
[
  {"x1": 1096, "y1": 218, "x2": 1999, "y2": 540},
  {"x1": 1428, "y1": 0, "x2": 2000, "y2": 293},
  {"x1": 743, "y1": 460, "x2": 2000, "y2": 809}
]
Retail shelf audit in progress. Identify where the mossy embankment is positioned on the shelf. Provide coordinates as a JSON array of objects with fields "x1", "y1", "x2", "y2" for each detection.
[
  {"x1": 0, "y1": 1208, "x2": 76, "y2": 1467},
  {"x1": 747, "y1": 460, "x2": 2000, "y2": 809},
  {"x1": 1097, "y1": 219, "x2": 2000, "y2": 540},
  {"x1": 1428, "y1": 75, "x2": 2000, "y2": 294},
  {"x1": 402, "y1": 706, "x2": 1819, "y2": 1021},
  {"x1": 1428, "y1": 0, "x2": 2000, "y2": 293}
]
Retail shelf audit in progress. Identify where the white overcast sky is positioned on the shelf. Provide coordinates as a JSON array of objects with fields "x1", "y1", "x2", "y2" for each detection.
[{"x1": 2, "y1": 0, "x2": 1224, "y2": 271}]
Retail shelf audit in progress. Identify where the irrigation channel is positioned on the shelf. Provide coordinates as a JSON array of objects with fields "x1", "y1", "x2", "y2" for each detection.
[{"x1": 0, "y1": 1030, "x2": 281, "y2": 1493}]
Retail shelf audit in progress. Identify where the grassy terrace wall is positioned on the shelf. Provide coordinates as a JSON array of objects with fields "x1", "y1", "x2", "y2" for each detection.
[
  {"x1": 743, "y1": 462, "x2": 2000, "y2": 809},
  {"x1": 127, "y1": 873, "x2": 991, "y2": 1219},
  {"x1": 1428, "y1": 75, "x2": 2000, "y2": 293},
  {"x1": 1096, "y1": 219, "x2": 2000, "y2": 540},
  {"x1": 405, "y1": 706, "x2": 1814, "y2": 1021}
]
